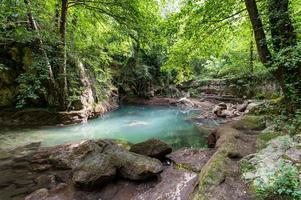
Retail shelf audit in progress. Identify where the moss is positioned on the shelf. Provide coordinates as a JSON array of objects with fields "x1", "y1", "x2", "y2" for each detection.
[
  {"x1": 233, "y1": 115, "x2": 266, "y2": 131},
  {"x1": 257, "y1": 131, "x2": 282, "y2": 150},
  {"x1": 240, "y1": 159, "x2": 255, "y2": 174},
  {"x1": 193, "y1": 153, "x2": 227, "y2": 200},
  {"x1": 259, "y1": 132, "x2": 279, "y2": 143},
  {"x1": 197, "y1": 126, "x2": 214, "y2": 136},
  {"x1": 0, "y1": 87, "x2": 15, "y2": 107},
  {"x1": 258, "y1": 131, "x2": 280, "y2": 143},
  {"x1": 198, "y1": 153, "x2": 227, "y2": 188},
  {"x1": 22, "y1": 47, "x2": 32, "y2": 67},
  {"x1": 175, "y1": 163, "x2": 195, "y2": 172},
  {"x1": 193, "y1": 126, "x2": 239, "y2": 200}
]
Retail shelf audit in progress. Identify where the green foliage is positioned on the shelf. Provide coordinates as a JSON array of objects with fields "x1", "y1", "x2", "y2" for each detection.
[
  {"x1": 240, "y1": 159, "x2": 255, "y2": 174},
  {"x1": 269, "y1": 44, "x2": 301, "y2": 107},
  {"x1": 251, "y1": 99, "x2": 301, "y2": 136},
  {"x1": 0, "y1": 0, "x2": 300, "y2": 109},
  {"x1": 273, "y1": 109, "x2": 301, "y2": 136},
  {"x1": 254, "y1": 162, "x2": 301, "y2": 200},
  {"x1": 161, "y1": 0, "x2": 257, "y2": 83},
  {"x1": 0, "y1": 0, "x2": 162, "y2": 108},
  {"x1": 16, "y1": 55, "x2": 48, "y2": 108},
  {"x1": 92, "y1": 66, "x2": 115, "y2": 101}
]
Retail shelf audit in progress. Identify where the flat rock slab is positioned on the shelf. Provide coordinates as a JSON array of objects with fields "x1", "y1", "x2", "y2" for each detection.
[
  {"x1": 133, "y1": 166, "x2": 198, "y2": 200},
  {"x1": 166, "y1": 148, "x2": 214, "y2": 172},
  {"x1": 27, "y1": 166, "x2": 198, "y2": 200}
]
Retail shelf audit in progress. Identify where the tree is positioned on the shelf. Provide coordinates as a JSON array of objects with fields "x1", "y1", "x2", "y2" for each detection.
[
  {"x1": 58, "y1": 0, "x2": 69, "y2": 110},
  {"x1": 24, "y1": 0, "x2": 59, "y2": 106},
  {"x1": 244, "y1": 0, "x2": 301, "y2": 109}
]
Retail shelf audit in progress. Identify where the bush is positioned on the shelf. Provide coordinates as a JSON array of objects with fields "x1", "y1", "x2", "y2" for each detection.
[{"x1": 254, "y1": 162, "x2": 301, "y2": 199}]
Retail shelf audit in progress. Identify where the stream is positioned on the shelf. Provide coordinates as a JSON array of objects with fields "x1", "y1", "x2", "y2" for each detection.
[{"x1": 0, "y1": 105, "x2": 213, "y2": 150}]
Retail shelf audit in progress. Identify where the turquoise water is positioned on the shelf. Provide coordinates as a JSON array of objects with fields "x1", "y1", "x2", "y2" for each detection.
[{"x1": 0, "y1": 106, "x2": 209, "y2": 150}]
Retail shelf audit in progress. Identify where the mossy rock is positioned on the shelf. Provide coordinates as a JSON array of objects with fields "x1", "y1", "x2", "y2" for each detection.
[
  {"x1": 257, "y1": 131, "x2": 281, "y2": 150},
  {"x1": 22, "y1": 47, "x2": 33, "y2": 68},
  {"x1": 198, "y1": 152, "x2": 227, "y2": 189},
  {"x1": 233, "y1": 115, "x2": 265, "y2": 131},
  {"x1": 193, "y1": 152, "x2": 227, "y2": 200},
  {"x1": 194, "y1": 126, "x2": 239, "y2": 200},
  {"x1": 259, "y1": 131, "x2": 279, "y2": 143}
]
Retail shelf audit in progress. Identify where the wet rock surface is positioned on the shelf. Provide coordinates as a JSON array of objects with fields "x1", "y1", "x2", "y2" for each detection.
[
  {"x1": 192, "y1": 100, "x2": 263, "y2": 123},
  {"x1": 0, "y1": 138, "x2": 210, "y2": 200},
  {"x1": 130, "y1": 139, "x2": 172, "y2": 159},
  {"x1": 133, "y1": 166, "x2": 198, "y2": 200},
  {"x1": 24, "y1": 167, "x2": 199, "y2": 200},
  {"x1": 166, "y1": 148, "x2": 214, "y2": 172}
]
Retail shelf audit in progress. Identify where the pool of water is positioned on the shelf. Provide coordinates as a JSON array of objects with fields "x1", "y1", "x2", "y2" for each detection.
[{"x1": 0, "y1": 106, "x2": 212, "y2": 150}]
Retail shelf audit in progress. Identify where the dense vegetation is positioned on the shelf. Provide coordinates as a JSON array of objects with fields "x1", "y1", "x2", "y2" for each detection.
[
  {"x1": 1, "y1": 0, "x2": 301, "y2": 199},
  {"x1": 1, "y1": 0, "x2": 300, "y2": 111}
]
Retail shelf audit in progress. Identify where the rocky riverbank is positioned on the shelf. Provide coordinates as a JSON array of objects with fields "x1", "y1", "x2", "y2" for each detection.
[
  {"x1": 193, "y1": 115, "x2": 266, "y2": 200},
  {"x1": 0, "y1": 115, "x2": 270, "y2": 200},
  {"x1": 0, "y1": 139, "x2": 213, "y2": 200},
  {"x1": 0, "y1": 97, "x2": 282, "y2": 200},
  {"x1": 0, "y1": 95, "x2": 261, "y2": 128}
]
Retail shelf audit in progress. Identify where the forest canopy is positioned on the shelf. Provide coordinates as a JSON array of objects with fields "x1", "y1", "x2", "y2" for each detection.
[{"x1": 0, "y1": 0, "x2": 300, "y2": 110}]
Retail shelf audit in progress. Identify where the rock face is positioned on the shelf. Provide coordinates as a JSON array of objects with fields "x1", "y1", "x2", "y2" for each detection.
[
  {"x1": 25, "y1": 167, "x2": 199, "y2": 200},
  {"x1": 0, "y1": 100, "x2": 118, "y2": 127},
  {"x1": 130, "y1": 139, "x2": 172, "y2": 159},
  {"x1": 25, "y1": 188, "x2": 50, "y2": 200},
  {"x1": 242, "y1": 135, "x2": 301, "y2": 184}
]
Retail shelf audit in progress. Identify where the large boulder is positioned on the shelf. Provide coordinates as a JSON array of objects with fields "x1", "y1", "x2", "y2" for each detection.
[
  {"x1": 49, "y1": 140, "x2": 104, "y2": 169},
  {"x1": 242, "y1": 135, "x2": 297, "y2": 182},
  {"x1": 237, "y1": 101, "x2": 249, "y2": 112},
  {"x1": 48, "y1": 140, "x2": 163, "y2": 187},
  {"x1": 130, "y1": 139, "x2": 172, "y2": 159},
  {"x1": 232, "y1": 115, "x2": 265, "y2": 131},
  {"x1": 107, "y1": 145, "x2": 163, "y2": 180},
  {"x1": 72, "y1": 153, "x2": 117, "y2": 188}
]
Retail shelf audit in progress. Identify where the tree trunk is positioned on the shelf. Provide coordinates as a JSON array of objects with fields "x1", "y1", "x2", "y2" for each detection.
[
  {"x1": 24, "y1": 0, "x2": 59, "y2": 106},
  {"x1": 249, "y1": 34, "x2": 254, "y2": 74},
  {"x1": 267, "y1": 0, "x2": 297, "y2": 51},
  {"x1": 245, "y1": 0, "x2": 301, "y2": 109},
  {"x1": 54, "y1": 1, "x2": 60, "y2": 31},
  {"x1": 58, "y1": 0, "x2": 69, "y2": 110},
  {"x1": 244, "y1": 0, "x2": 272, "y2": 66},
  {"x1": 267, "y1": 0, "x2": 301, "y2": 107}
]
